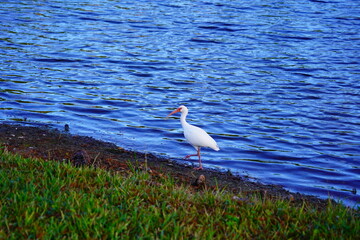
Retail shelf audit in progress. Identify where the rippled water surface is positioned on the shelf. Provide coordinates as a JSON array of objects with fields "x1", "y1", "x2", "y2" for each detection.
[{"x1": 1, "y1": 0, "x2": 359, "y2": 206}]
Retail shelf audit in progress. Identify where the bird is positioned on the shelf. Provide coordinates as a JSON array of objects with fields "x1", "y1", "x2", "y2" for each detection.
[{"x1": 167, "y1": 105, "x2": 220, "y2": 170}]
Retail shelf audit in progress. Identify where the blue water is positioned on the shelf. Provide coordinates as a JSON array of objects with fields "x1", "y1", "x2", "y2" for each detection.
[{"x1": 1, "y1": 0, "x2": 359, "y2": 206}]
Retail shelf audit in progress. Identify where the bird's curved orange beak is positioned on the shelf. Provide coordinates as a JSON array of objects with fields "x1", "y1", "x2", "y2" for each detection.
[{"x1": 166, "y1": 107, "x2": 181, "y2": 118}]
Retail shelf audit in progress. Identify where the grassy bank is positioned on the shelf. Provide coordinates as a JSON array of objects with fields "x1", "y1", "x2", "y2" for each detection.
[{"x1": 0, "y1": 150, "x2": 358, "y2": 239}]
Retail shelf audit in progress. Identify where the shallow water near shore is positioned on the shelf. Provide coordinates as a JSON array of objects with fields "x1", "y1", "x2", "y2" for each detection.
[{"x1": 0, "y1": 0, "x2": 359, "y2": 206}]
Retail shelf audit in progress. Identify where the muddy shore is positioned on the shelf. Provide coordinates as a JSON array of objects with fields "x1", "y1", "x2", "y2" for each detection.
[{"x1": 0, "y1": 123, "x2": 337, "y2": 209}]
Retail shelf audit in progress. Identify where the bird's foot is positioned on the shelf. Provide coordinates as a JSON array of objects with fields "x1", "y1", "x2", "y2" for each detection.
[{"x1": 194, "y1": 166, "x2": 203, "y2": 170}]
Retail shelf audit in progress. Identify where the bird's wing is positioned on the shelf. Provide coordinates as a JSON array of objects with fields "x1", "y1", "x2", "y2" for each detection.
[{"x1": 184, "y1": 124, "x2": 219, "y2": 150}]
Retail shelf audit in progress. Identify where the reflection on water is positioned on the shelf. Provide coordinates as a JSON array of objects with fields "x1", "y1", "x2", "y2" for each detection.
[{"x1": 0, "y1": 0, "x2": 359, "y2": 206}]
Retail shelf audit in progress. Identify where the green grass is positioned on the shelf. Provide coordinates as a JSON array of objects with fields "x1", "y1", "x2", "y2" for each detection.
[{"x1": 0, "y1": 150, "x2": 359, "y2": 239}]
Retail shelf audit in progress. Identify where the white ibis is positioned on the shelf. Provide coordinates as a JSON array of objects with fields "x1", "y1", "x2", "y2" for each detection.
[{"x1": 167, "y1": 105, "x2": 220, "y2": 170}]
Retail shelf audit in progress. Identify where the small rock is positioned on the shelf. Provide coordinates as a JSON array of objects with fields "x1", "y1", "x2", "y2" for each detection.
[
  {"x1": 192, "y1": 174, "x2": 206, "y2": 186},
  {"x1": 64, "y1": 124, "x2": 70, "y2": 132},
  {"x1": 71, "y1": 150, "x2": 90, "y2": 166}
]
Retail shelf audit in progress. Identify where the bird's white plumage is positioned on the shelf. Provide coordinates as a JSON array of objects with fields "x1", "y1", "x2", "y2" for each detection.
[
  {"x1": 182, "y1": 122, "x2": 219, "y2": 151},
  {"x1": 167, "y1": 105, "x2": 220, "y2": 170}
]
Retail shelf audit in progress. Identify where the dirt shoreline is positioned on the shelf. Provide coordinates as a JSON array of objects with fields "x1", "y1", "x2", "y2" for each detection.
[{"x1": 0, "y1": 123, "x2": 337, "y2": 209}]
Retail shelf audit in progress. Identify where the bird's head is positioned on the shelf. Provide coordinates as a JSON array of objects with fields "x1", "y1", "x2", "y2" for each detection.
[{"x1": 166, "y1": 105, "x2": 188, "y2": 118}]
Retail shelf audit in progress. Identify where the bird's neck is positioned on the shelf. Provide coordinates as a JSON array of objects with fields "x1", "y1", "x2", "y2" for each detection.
[{"x1": 180, "y1": 112, "x2": 189, "y2": 128}]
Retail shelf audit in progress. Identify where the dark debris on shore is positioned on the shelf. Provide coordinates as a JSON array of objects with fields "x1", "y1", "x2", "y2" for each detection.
[{"x1": 0, "y1": 123, "x2": 338, "y2": 210}]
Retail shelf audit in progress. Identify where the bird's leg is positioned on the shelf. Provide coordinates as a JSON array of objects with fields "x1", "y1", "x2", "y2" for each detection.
[
  {"x1": 193, "y1": 148, "x2": 203, "y2": 170},
  {"x1": 184, "y1": 148, "x2": 203, "y2": 170},
  {"x1": 184, "y1": 153, "x2": 198, "y2": 159}
]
